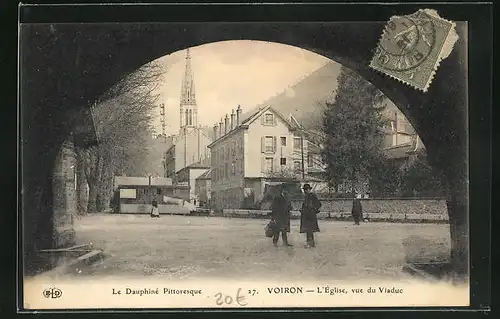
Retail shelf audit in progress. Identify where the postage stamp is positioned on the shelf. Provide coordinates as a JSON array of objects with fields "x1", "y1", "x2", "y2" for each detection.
[{"x1": 370, "y1": 9, "x2": 459, "y2": 92}]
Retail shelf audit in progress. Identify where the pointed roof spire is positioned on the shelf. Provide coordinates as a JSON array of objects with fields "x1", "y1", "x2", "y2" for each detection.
[{"x1": 180, "y1": 47, "x2": 196, "y2": 106}]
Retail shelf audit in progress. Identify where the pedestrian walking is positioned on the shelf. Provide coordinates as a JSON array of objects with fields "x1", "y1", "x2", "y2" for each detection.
[
  {"x1": 352, "y1": 198, "x2": 362, "y2": 225},
  {"x1": 150, "y1": 197, "x2": 160, "y2": 218},
  {"x1": 299, "y1": 183, "x2": 322, "y2": 248},
  {"x1": 270, "y1": 183, "x2": 293, "y2": 247}
]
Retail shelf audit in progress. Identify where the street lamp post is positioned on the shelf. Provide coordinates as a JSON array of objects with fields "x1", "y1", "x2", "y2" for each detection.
[{"x1": 300, "y1": 134, "x2": 305, "y2": 181}]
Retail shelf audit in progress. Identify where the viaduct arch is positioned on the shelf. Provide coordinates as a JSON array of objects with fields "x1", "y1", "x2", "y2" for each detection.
[{"x1": 20, "y1": 22, "x2": 468, "y2": 275}]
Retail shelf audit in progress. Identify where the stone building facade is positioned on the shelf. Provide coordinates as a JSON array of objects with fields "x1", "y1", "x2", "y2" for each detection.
[
  {"x1": 176, "y1": 163, "x2": 210, "y2": 206},
  {"x1": 208, "y1": 105, "x2": 319, "y2": 209},
  {"x1": 195, "y1": 169, "x2": 212, "y2": 207}
]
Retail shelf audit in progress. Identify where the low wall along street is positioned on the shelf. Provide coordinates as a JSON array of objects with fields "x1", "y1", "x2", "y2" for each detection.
[{"x1": 224, "y1": 198, "x2": 449, "y2": 223}]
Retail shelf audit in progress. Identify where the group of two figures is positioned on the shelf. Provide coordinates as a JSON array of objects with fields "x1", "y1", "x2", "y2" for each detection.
[
  {"x1": 269, "y1": 183, "x2": 364, "y2": 248},
  {"x1": 270, "y1": 183, "x2": 321, "y2": 248}
]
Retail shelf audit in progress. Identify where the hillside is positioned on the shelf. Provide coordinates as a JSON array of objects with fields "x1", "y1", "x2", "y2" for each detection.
[
  {"x1": 243, "y1": 61, "x2": 416, "y2": 138},
  {"x1": 243, "y1": 61, "x2": 341, "y2": 129}
]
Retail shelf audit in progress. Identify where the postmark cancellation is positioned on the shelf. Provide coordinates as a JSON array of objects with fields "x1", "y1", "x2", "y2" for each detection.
[{"x1": 370, "y1": 9, "x2": 459, "y2": 92}]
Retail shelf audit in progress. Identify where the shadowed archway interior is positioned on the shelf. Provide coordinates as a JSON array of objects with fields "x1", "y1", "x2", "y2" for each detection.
[{"x1": 20, "y1": 22, "x2": 468, "y2": 275}]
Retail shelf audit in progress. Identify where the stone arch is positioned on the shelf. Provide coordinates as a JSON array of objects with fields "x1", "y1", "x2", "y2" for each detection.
[{"x1": 21, "y1": 23, "x2": 467, "y2": 274}]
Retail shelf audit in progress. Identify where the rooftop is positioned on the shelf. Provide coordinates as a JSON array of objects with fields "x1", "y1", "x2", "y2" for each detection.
[
  {"x1": 208, "y1": 105, "x2": 301, "y2": 147},
  {"x1": 195, "y1": 169, "x2": 212, "y2": 180},
  {"x1": 114, "y1": 176, "x2": 173, "y2": 187},
  {"x1": 384, "y1": 143, "x2": 414, "y2": 159}
]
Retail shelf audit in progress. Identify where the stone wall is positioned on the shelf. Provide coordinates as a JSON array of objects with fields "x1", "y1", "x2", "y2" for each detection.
[
  {"x1": 221, "y1": 198, "x2": 449, "y2": 222},
  {"x1": 289, "y1": 198, "x2": 448, "y2": 216},
  {"x1": 52, "y1": 137, "x2": 77, "y2": 249},
  {"x1": 119, "y1": 204, "x2": 191, "y2": 215}
]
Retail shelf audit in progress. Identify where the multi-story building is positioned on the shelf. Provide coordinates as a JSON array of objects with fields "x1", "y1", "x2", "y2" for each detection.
[
  {"x1": 208, "y1": 105, "x2": 321, "y2": 209},
  {"x1": 382, "y1": 104, "x2": 424, "y2": 166}
]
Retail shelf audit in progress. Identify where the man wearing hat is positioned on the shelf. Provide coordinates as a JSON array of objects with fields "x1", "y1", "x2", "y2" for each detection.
[
  {"x1": 270, "y1": 183, "x2": 293, "y2": 247},
  {"x1": 300, "y1": 183, "x2": 322, "y2": 248}
]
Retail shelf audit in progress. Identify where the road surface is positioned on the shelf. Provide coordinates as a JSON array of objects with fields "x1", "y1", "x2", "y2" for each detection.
[{"x1": 72, "y1": 214, "x2": 450, "y2": 281}]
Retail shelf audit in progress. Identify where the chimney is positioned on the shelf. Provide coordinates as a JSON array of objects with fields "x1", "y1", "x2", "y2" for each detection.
[
  {"x1": 236, "y1": 105, "x2": 242, "y2": 126},
  {"x1": 213, "y1": 124, "x2": 218, "y2": 140},
  {"x1": 230, "y1": 109, "x2": 235, "y2": 130},
  {"x1": 219, "y1": 119, "x2": 223, "y2": 137},
  {"x1": 224, "y1": 114, "x2": 229, "y2": 134}
]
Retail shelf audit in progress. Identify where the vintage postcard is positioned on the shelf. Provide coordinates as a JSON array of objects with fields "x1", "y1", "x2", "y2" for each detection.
[{"x1": 19, "y1": 6, "x2": 472, "y2": 310}]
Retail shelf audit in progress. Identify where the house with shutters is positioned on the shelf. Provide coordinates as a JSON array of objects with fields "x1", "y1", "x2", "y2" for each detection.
[{"x1": 207, "y1": 105, "x2": 321, "y2": 209}]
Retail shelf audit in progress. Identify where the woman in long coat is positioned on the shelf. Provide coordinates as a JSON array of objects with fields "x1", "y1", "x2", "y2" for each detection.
[
  {"x1": 352, "y1": 198, "x2": 362, "y2": 225},
  {"x1": 300, "y1": 184, "x2": 322, "y2": 248},
  {"x1": 270, "y1": 184, "x2": 293, "y2": 246}
]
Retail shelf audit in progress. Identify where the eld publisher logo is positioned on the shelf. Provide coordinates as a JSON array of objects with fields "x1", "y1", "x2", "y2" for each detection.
[{"x1": 43, "y1": 287, "x2": 63, "y2": 299}]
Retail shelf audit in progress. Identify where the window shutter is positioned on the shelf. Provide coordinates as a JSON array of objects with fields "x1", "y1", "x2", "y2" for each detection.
[
  {"x1": 261, "y1": 136, "x2": 265, "y2": 153},
  {"x1": 273, "y1": 136, "x2": 277, "y2": 153},
  {"x1": 261, "y1": 157, "x2": 265, "y2": 173}
]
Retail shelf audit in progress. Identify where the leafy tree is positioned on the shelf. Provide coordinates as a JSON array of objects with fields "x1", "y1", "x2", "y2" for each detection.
[
  {"x1": 265, "y1": 165, "x2": 300, "y2": 181},
  {"x1": 369, "y1": 158, "x2": 403, "y2": 197},
  {"x1": 321, "y1": 66, "x2": 388, "y2": 196},
  {"x1": 400, "y1": 151, "x2": 446, "y2": 197}
]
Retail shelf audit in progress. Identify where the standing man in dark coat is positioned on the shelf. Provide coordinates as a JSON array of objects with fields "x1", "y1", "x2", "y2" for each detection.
[
  {"x1": 270, "y1": 184, "x2": 293, "y2": 247},
  {"x1": 352, "y1": 198, "x2": 362, "y2": 225},
  {"x1": 300, "y1": 184, "x2": 322, "y2": 248}
]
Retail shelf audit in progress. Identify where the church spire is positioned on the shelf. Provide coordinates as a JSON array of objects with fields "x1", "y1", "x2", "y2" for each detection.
[
  {"x1": 180, "y1": 48, "x2": 197, "y2": 130},
  {"x1": 180, "y1": 48, "x2": 196, "y2": 106}
]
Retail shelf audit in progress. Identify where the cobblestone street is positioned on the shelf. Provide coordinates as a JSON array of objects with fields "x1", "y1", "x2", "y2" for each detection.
[{"x1": 72, "y1": 214, "x2": 451, "y2": 281}]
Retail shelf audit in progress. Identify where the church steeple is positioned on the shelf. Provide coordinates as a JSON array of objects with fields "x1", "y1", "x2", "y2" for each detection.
[{"x1": 180, "y1": 48, "x2": 197, "y2": 130}]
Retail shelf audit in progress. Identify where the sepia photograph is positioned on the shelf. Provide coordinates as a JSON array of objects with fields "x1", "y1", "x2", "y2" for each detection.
[{"x1": 18, "y1": 4, "x2": 485, "y2": 310}]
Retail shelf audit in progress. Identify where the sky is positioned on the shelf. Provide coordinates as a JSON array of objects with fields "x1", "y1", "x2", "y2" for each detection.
[{"x1": 150, "y1": 40, "x2": 332, "y2": 135}]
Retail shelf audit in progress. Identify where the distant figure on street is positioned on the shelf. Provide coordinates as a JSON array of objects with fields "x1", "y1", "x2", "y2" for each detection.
[
  {"x1": 352, "y1": 198, "x2": 363, "y2": 225},
  {"x1": 300, "y1": 184, "x2": 322, "y2": 248},
  {"x1": 150, "y1": 197, "x2": 160, "y2": 218},
  {"x1": 270, "y1": 184, "x2": 293, "y2": 247}
]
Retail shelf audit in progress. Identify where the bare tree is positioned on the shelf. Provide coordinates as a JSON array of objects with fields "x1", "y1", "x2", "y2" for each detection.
[{"x1": 76, "y1": 61, "x2": 166, "y2": 214}]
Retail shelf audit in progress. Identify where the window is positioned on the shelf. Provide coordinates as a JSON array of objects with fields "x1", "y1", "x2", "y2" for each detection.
[
  {"x1": 307, "y1": 154, "x2": 314, "y2": 167},
  {"x1": 225, "y1": 163, "x2": 229, "y2": 179},
  {"x1": 265, "y1": 136, "x2": 274, "y2": 152},
  {"x1": 232, "y1": 161, "x2": 236, "y2": 175},
  {"x1": 280, "y1": 137, "x2": 287, "y2": 146},
  {"x1": 280, "y1": 157, "x2": 287, "y2": 166},
  {"x1": 294, "y1": 161, "x2": 302, "y2": 172},
  {"x1": 294, "y1": 137, "x2": 302, "y2": 149},
  {"x1": 120, "y1": 189, "x2": 136, "y2": 199},
  {"x1": 265, "y1": 158, "x2": 274, "y2": 173},
  {"x1": 264, "y1": 113, "x2": 274, "y2": 125}
]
